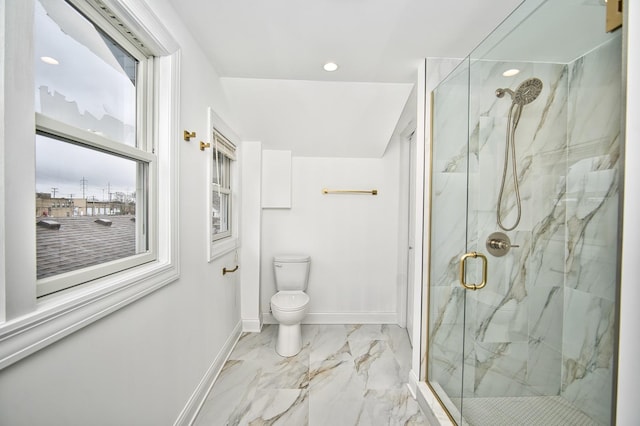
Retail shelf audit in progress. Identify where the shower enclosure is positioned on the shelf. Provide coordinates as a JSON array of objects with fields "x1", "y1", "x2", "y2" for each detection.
[{"x1": 424, "y1": 0, "x2": 623, "y2": 424}]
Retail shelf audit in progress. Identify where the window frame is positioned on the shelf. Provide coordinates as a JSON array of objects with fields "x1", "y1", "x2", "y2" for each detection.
[
  {"x1": 35, "y1": 117, "x2": 156, "y2": 296},
  {"x1": 207, "y1": 107, "x2": 240, "y2": 261},
  {"x1": 34, "y1": 0, "x2": 157, "y2": 295},
  {"x1": 0, "y1": 0, "x2": 180, "y2": 370}
]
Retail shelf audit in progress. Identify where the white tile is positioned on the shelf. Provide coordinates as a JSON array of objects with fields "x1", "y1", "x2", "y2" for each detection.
[
  {"x1": 195, "y1": 324, "x2": 428, "y2": 425},
  {"x1": 194, "y1": 360, "x2": 262, "y2": 425},
  {"x1": 361, "y1": 389, "x2": 429, "y2": 426},
  {"x1": 349, "y1": 339, "x2": 404, "y2": 390},
  {"x1": 242, "y1": 389, "x2": 308, "y2": 425},
  {"x1": 308, "y1": 359, "x2": 366, "y2": 425}
]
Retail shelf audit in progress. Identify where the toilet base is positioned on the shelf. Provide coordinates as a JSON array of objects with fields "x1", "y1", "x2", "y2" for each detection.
[{"x1": 276, "y1": 322, "x2": 302, "y2": 357}]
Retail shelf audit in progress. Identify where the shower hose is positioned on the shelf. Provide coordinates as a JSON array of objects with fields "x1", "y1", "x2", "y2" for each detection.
[{"x1": 496, "y1": 101, "x2": 523, "y2": 231}]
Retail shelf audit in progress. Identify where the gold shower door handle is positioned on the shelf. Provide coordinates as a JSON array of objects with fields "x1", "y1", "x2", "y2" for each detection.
[{"x1": 459, "y1": 252, "x2": 488, "y2": 290}]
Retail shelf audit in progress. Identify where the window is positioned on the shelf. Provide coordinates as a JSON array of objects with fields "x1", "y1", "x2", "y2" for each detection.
[
  {"x1": 0, "y1": 0, "x2": 179, "y2": 369},
  {"x1": 211, "y1": 130, "x2": 235, "y2": 242},
  {"x1": 207, "y1": 108, "x2": 239, "y2": 260},
  {"x1": 34, "y1": 0, "x2": 154, "y2": 296}
]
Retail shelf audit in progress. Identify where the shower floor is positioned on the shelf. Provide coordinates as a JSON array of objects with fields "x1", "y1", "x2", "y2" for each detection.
[{"x1": 458, "y1": 396, "x2": 602, "y2": 426}]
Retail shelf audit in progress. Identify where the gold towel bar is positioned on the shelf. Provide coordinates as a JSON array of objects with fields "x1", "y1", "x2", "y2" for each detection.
[{"x1": 322, "y1": 188, "x2": 378, "y2": 195}]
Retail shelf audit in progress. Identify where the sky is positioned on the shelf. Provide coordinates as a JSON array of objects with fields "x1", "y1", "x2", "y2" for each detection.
[
  {"x1": 35, "y1": 134, "x2": 138, "y2": 200},
  {"x1": 34, "y1": 0, "x2": 139, "y2": 200}
]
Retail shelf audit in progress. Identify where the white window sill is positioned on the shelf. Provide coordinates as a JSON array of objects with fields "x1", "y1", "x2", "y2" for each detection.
[
  {"x1": 0, "y1": 260, "x2": 179, "y2": 370},
  {"x1": 209, "y1": 237, "x2": 239, "y2": 261}
]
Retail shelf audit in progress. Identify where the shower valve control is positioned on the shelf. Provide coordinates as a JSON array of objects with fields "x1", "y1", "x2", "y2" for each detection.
[{"x1": 486, "y1": 231, "x2": 519, "y2": 257}]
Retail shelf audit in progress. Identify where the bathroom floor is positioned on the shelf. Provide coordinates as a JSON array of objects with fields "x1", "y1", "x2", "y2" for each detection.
[{"x1": 194, "y1": 324, "x2": 428, "y2": 425}]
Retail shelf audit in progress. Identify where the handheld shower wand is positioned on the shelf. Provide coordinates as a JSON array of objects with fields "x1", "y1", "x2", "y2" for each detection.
[{"x1": 495, "y1": 78, "x2": 543, "y2": 231}]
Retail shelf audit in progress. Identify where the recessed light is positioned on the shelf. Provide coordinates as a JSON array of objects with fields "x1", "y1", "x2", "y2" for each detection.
[
  {"x1": 323, "y1": 62, "x2": 338, "y2": 72},
  {"x1": 502, "y1": 68, "x2": 520, "y2": 77},
  {"x1": 41, "y1": 56, "x2": 59, "y2": 65}
]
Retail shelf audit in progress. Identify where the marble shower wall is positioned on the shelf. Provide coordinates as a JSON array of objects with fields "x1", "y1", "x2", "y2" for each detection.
[
  {"x1": 467, "y1": 59, "x2": 569, "y2": 400},
  {"x1": 561, "y1": 35, "x2": 621, "y2": 424},
  {"x1": 427, "y1": 35, "x2": 621, "y2": 425}
]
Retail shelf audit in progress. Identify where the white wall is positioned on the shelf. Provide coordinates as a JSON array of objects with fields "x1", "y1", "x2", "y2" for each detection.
[
  {"x1": 0, "y1": 0, "x2": 242, "y2": 424},
  {"x1": 388, "y1": 85, "x2": 417, "y2": 334},
  {"x1": 261, "y1": 141, "x2": 404, "y2": 324},
  {"x1": 240, "y1": 141, "x2": 263, "y2": 332},
  {"x1": 617, "y1": 1, "x2": 640, "y2": 423}
]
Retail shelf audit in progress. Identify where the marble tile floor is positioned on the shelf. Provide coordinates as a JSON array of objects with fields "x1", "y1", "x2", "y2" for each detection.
[{"x1": 194, "y1": 324, "x2": 429, "y2": 426}]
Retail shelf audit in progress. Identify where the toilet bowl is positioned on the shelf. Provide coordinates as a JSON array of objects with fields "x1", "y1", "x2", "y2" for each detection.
[
  {"x1": 270, "y1": 254, "x2": 310, "y2": 357},
  {"x1": 271, "y1": 291, "x2": 309, "y2": 356}
]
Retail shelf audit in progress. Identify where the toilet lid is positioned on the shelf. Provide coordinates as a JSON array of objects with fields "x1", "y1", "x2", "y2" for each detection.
[
  {"x1": 271, "y1": 291, "x2": 309, "y2": 311},
  {"x1": 274, "y1": 254, "x2": 310, "y2": 263}
]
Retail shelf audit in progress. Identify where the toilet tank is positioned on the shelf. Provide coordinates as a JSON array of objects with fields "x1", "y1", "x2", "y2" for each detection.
[{"x1": 274, "y1": 255, "x2": 310, "y2": 291}]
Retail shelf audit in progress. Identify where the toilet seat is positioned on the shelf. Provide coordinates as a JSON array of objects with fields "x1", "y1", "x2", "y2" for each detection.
[{"x1": 271, "y1": 291, "x2": 309, "y2": 312}]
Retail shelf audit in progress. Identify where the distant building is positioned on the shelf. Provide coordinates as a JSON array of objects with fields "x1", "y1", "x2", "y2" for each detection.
[{"x1": 36, "y1": 193, "x2": 135, "y2": 218}]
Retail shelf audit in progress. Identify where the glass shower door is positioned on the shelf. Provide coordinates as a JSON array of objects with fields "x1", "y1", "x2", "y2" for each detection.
[
  {"x1": 427, "y1": 57, "x2": 500, "y2": 425},
  {"x1": 427, "y1": 1, "x2": 621, "y2": 424},
  {"x1": 426, "y1": 59, "x2": 471, "y2": 424}
]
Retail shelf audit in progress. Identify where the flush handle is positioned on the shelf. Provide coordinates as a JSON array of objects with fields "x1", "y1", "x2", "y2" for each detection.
[{"x1": 459, "y1": 252, "x2": 488, "y2": 290}]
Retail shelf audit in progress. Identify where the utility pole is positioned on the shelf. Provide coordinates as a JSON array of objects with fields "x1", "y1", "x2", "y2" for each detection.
[
  {"x1": 51, "y1": 187, "x2": 58, "y2": 198},
  {"x1": 80, "y1": 177, "x2": 88, "y2": 199}
]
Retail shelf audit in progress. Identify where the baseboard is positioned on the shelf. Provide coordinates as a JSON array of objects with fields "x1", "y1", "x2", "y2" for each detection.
[
  {"x1": 173, "y1": 321, "x2": 242, "y2": 426},
  {"x1": 242, "y1": 317, "x2": 263, "y2": 333},
  {"x1": 262, "y1": 312, "x2": 398, "y2": 324},
  {"x1": 407, "y1": 369, "x2": 419, "y2": 399}
]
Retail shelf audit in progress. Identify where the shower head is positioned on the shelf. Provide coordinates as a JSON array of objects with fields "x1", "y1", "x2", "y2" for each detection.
[
  {"x1": 496, "y1": 78, "x2": 543, "y2": 105},
  {"x1": 514, "y1": 78, "x2": 543, "y2": 105}
]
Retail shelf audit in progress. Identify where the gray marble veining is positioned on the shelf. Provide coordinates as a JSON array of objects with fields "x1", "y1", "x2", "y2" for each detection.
[{"x1": 194, "y1": 324, "x2": 426, "y2": 426}]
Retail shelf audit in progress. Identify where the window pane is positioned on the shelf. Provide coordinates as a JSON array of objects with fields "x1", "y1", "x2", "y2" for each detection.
[
  {"x1": 213, "y1": 154, "x2": 232, "y2": 188},
  {"x1": 212, "y1": 155, "x2": 220, "y2": 186},
  {"x1": 222, "y1": 157, "x2": 230, "y2": 188},
  {"x1": 36, "y1": 134, "x2": 146, "y2": 280},
  {"x1": 212, "y1": 190, "x2": 229, "y2": 238},
  {"x1": 34, "y1": 0, "x2": 138, "y2": 146}
]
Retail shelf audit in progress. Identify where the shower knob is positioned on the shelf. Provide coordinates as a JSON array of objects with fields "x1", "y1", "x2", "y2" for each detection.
[{"x1": 486, "y1": 231, "x2": 519, "y2": 257}]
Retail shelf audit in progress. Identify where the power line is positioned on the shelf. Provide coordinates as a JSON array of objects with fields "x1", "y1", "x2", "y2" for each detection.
[{"x1": 80, "y1": 177, "x2": 88, "y2": 199}]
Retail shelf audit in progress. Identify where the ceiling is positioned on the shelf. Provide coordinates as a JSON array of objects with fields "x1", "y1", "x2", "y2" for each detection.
[
  {"x1": 220, "y1": 78, "x2": 414, "y2": 157},
  {"x1": 164, "y1": 0, "x2": 525, "y2": 156},
  {"x1": 166, "y1": 0, "x2": 524, "y2": 83}
]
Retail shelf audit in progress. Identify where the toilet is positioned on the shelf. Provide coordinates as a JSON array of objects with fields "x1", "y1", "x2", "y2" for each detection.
[{"x1": 270, "y1": 254, "x2": 310, "y2": 357}]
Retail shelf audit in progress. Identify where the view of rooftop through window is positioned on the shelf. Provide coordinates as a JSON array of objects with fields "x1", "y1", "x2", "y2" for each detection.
[{"x1": 34, "y1": 0, "x2": 147, "y2": 286}]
